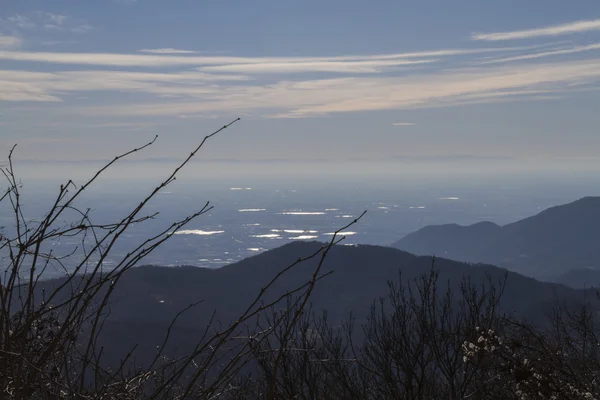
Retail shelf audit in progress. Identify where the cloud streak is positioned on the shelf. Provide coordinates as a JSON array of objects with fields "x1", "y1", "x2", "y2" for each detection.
[
  {"x1": 201, "y1": 58, "x2": 437, "y2": 74},
  {"x1": 479, "y1": 43, "x2": 600, "y2": 64},
  {"x1": 78, "y1": 58, "x2": 600, "y2": 118},
  {"x1": 0, "y1": 46, "x2": 528, "y2": 69},
  {"x1": 3, "y1": 21, "x2": 600, "y2": 119},
  {"x1": 0, "y1": 35, "x2": 22, "y2": 49},
  {"x1": 138, "y1": 48, "x2": 199, "y2": 54},
  {"x1": 4, "y1": 54, "x2": 600, "y2": 113},
  {"x1": 1, "y1": 14, "x2": 36, "y2": 29},
  {"x1": 1, "y1": 12, "x2": 93, "y2": 33},
  {"x1": 0, "y1": 69, "x2": 251, "y2": 101},
  {"x1": 473, "y1": 18, "x2": 600, "y2": 41}
]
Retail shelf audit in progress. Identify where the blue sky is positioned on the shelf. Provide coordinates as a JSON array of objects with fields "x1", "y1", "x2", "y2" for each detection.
[{"x1": 1, "y1": 0, "x2": 600, "y2": 174}]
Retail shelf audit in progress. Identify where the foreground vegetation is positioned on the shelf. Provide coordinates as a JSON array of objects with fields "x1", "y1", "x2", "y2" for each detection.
[{"x1": 1, "y1": 122, "x2": 599, "y2": 399}]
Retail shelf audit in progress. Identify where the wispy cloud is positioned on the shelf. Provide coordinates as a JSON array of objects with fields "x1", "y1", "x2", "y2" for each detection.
[
  {"x1": 5, "y1": 52, "x2": 600, "y2": 113},
  {"x1": 46, "y1": 13, "x2": 68, "y2": 25},
  {"x1": 202, "y1": 59, "x2": 437, "y2": 74},
  {"x1": 78, "y1": 58, "x2": 600, "y2": 118},
  {"x1": 479, "y1": 43, "x2": 600, "y2": 64},
  {"x1": 4, "y1": 19, "x2": 600, "y2": 119},
  {"x1": 1, "y1": 14, "x2": 36, "y2": 29},
  {"x1": 0, "y1": 77, "x2": 62, "y2": 102},
  {"x1": 42, "y1": 13, "x2": 68, "y2": 30},
  {"x1": 0, "y1": 35, "x2": 22, "y2": 49},
  {"x1": 0, "y1": 69, "x2": 251, "y2": 102},
  {"x1": 473, "y1": 18, "x2": 600, "y2": 41},
  {"x1": 138, "y1": 48, "x2": 199, "y2": 54},
  {"x1": 0, "y1": 47, "x2": 524, "y2": 69},
  {"x1": 0, "y1": 12, "x2": 93, "y2": 34},
  {"x1": 392, "y1": 122, "x2": 415, "y2": 126}
]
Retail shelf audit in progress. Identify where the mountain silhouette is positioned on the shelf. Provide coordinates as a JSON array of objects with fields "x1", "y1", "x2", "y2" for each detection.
[
  {"x1": 37, "y1": 241, "x2": 596, "y2": 369},
  {"x1": 392, "y1": 196, "x2": 600, "y2": 282}
]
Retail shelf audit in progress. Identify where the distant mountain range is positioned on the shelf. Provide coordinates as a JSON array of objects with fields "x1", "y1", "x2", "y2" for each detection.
[
  {"x1": 38, "y1": 241, "x2": 596, "y2": 369},
  {"x1": 392, "y1": 196, "x2": 600, "y2": 284}
]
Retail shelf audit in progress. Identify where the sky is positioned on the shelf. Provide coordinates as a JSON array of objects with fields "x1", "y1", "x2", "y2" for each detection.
[{"x1": 1, "y1": 0, "x2": 600, "y2": 178}]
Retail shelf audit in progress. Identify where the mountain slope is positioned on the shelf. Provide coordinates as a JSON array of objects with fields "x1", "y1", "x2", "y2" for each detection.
[
  {"x1": 37, "y1": 241, "x2": 596, "y2": 369},
  {"x1": 392, "y1": 196, "x2": 600, "y2": 280}
]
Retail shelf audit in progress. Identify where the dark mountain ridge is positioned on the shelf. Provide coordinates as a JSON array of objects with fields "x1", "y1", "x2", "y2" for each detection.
[
  {"x1": 36, "y1": 241, "x2": 597, "y2": 369},
  {"x1": 392, "y1": 196, "x2": 600, "y2": 282}
]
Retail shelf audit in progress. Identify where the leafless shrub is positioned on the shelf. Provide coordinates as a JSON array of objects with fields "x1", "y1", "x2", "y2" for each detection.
[
  {"x1": 0, "y1": 119, "x2": 364, "y2": 399},
  {"x1": 463, "y1": 297, "x2": 600, "y2": 399}
]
